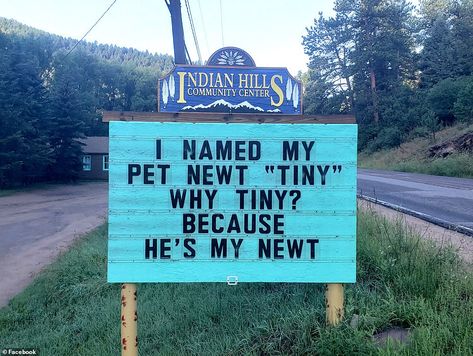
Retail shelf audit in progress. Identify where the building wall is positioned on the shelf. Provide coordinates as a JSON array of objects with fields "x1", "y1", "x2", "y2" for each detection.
[{"x1": 79, "y1": 154, "x2": 109, "y2": 180}]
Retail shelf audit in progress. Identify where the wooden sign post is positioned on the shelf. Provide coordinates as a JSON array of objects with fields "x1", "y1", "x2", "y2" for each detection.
[
  {"x1": 326, "y1": 283, "x2": 344, "y2": 325},
  {"x1": 120, "y1": 284, "x2": 137, "y2": 356},
  {"x1": 105, "y1": 47, "x2": 356, "y2": 354}
]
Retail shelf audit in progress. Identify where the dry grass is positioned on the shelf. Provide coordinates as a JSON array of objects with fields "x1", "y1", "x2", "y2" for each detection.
[{"x1": 359, "y1": 123, "x2": 473, "y2": 177}]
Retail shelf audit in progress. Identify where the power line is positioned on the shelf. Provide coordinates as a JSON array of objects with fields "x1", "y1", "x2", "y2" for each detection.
[
  {"x1": 219, "y1": 0, "x2": 224, "y2": 46},
  {"x1": 184, "y1": 0, "x2": 202, "y2": 64},
  {"x1": 184, "y1": 43, "x2": 192, "y2": 64},
  {"x1": 64, "y1": 0, "x2": 118, "y2": 59},
  {"x1": 197, "y1": 0, "x2": 209, "y2": 57}
]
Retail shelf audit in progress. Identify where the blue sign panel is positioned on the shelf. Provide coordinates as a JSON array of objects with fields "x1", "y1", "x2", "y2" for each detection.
[
  {"x1": 158, "y1": 48, "x2": 302, "y2": 115},
  {"x1": 108, "y1": 122, "x2": 357, "y2": 283}
]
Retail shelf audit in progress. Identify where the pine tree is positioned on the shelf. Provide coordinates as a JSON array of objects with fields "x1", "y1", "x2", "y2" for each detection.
[
  {"x1": 0, "y1": 34, "x2": 51, "y2": 187},
  {"x1": 47, "y1": 54, "x2": 89, "y2": 181},
  {"x1": 302, "y1": 8, "x2": 355, "y2": 112},
  {"x1": 351, "y1": 0, "x2": 416, "y2": 124}
]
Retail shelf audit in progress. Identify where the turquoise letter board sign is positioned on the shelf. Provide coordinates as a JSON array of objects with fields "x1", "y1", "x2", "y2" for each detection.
[{"x1": 108, "y1": 122, "x2": 357, "y2": 283}]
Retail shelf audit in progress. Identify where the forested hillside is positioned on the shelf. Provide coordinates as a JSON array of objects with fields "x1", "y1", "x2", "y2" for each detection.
[
  {"x1": 0, "y1": 18, "x2": 173, "y2": 187},
  {"x1": 3, "y1": 0, "x2": 473, "y2": 187},
  {"x1": 302, "y1": 0, "x2": 473, "y2": 151}
]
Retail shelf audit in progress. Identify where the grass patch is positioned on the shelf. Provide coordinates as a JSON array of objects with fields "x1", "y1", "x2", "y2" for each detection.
[
  {"x1": 360, "y1": 152, "x2": 473, "y2": 178},
  {"x1": 392, "y1": 153, "x2": 473, "y2": 178},
  {"x1": 359, "y1": 124, "x2": 473, "y2": 178},
  {"x1": 1, "y1": 212, "x2": 472, "y2": 355}
]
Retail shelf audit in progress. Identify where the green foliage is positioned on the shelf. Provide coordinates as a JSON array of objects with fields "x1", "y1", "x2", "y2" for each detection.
[
  {"x1": 0, "y1": 18, "x2": 174, "y2": 73},
  {"x1": 356, "y1": 209, "x2": 473, "y2": 355},
  {"x1": 394, "y1": 153, "x2": 473, "y2": 178},
  {"x1": 303, "y1": 8, "x2": 355, "y2": 113},
  {"x1": 428, "y1": 78, "x2": 464, "y2": 125},
  {"x1": 0, "y1": 17, "x2": 173, "y2": 187},
  {"x1": 419, "y1": 109, "x2": 440, "y2": 141},
  {"x1": 378, "y1": 86, "x2": 426, "y2": 134},
  {"x1": 46, "y1": 54, "x2": 92, "y2": 181},
  {"x1": 1, "y1": 212, "x2": 472, "y2": 354},
  {"x1": 454, "y1": 77, "x2": 473, "y2": 122},
  {"x1": 423, "y1": 76, "x2": 473, "y2": 127},
  {"x1": 0, "y1": 33, "x2": 51, "y2": 187},
  {"x1": 303, "y1": 0, "x2": 473, "y2": 151},
  {"x1": 419, "y1": 17, "x2": 460, "y2": 87},
  {"x1": 360, "y1": 139, "x2": 473, "y2": 179},
  {"x1": 366, "y1": 127, "x2": 402, "y2": 151},
  {"x1": 303, "y1": 69, "x2": 352, "y2": 115}
]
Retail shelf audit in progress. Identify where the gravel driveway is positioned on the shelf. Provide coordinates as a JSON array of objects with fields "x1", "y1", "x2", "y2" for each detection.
[{"x1": 0, "y1": 182, "x2": 107, "y2": 307}]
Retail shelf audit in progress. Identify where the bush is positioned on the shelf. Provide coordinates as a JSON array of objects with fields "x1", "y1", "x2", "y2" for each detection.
[
  {"x1": 367, "y1": 127, "x2": 402, "y2": 151},
  {"x1": 427, "y1": 78, "x2": 463, "y2": 125},
  {"x1": 454, "y1": 78, "x2": 473, "y2": 122}
]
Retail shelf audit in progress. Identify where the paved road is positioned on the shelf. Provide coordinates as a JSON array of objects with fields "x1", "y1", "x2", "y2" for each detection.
[
  {"x1": 358, "y1": 169, "x2": 473, "y2": 234},
  {"x1": 0, "y1": 182, "x2": 107, "y2": 307}
]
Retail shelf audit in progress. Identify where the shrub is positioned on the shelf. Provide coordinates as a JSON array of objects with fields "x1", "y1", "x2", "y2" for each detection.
[
  {"x1": 427, "y1": 78, "x2": 463, "y2": 125},
  {"x1": 367, "y1": 127, "x2": 402, "y2": 151},
  {"x1": 454, "y1": 78, "x2": 473, "y2": 123}
]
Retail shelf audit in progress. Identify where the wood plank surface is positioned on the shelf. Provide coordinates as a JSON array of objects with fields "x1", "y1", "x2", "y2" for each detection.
[
  {"x1": 102, "y1": 111, "x2": 355, "y2": 124},
  {"x1": 107, "y1": 122, "x2": 357, "y2": 283}
]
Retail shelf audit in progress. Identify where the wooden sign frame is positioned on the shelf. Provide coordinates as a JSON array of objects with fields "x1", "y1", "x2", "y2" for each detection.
[
  {"x1": 102, "y1": 111, "x2": 355, "y2": 124},
  {"x1": 102, "y1": 110, "x2": 355, "y2": 355}
]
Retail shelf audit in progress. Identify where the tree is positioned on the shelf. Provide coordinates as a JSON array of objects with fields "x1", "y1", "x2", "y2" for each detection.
[
  {"x1": 303, "y1": 0, "x2": 416, "y2": 124},
  {"x1": 419, "y1": 0, "x2": 473, "y2": 87},
  {"x1": 351, "y1": 0, "x2": 416, "y2": 124},
  {"x1": 419, "y1": 17, "x2": 460, "y2": 87},
  {"x1": 0, "y1": 18, "x2": 174, "y2": 186},
  {"x1": 303, "y1": 8, "x2": 355, "y2": 112},
  {"x1": 46, "y1": 53, "x2": 91, "y2": 181},
  {"x1": 0, "y1": 34, "x2": 51, "y2": 187},
  {"x1": 453, "y1": 76, "x2": 473, "y2": 122}
]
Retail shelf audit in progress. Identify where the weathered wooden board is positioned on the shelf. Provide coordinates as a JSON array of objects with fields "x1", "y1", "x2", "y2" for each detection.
[
  {"x1": 108, "y1": 122, "x2": 357, "y2": 283},
  {"x1": 102, "y1": 111, "x2": 356, "y2": 124}
]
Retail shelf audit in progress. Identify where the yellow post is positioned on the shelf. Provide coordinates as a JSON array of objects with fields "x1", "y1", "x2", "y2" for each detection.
[
  {"x1": 325, "y1": 283, "x2": 344, "y2": 326},
  {"x1": 121, "y1": 283, "x2": 138, "y2": 356}
]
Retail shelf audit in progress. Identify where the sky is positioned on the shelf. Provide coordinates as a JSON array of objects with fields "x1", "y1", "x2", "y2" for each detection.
[{"x1": 0, "y1": 0, "x2": 335, "y2": 74}]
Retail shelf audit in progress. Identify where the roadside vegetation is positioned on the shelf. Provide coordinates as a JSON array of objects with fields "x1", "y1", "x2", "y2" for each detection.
[
  {"x1": 303, "y1": 0, "x2": 473, "y2": 171},
  {"x1": 3, "y1": 0, "x2": 473, "y2": 188},
  {"x1": 0, "y1": 18, "x2": 173, "y2": 188},
  {"x1": 1, "y1": 210, "x2": 472, "y2": 355},
  {"x1": 359, "y1": 123, "x2": 473, "y2": 178}
]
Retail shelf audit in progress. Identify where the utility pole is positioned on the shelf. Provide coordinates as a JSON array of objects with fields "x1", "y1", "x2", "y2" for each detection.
[{"x1": 165, "y1": 0, "x2": 187, "y2": 64}]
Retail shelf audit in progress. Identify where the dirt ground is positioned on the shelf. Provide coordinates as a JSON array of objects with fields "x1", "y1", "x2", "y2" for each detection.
[
  {"x1": 359, "y1": 199, "x2": 473, "y2": 265},
  {"x1": 1, "y1": 185, "x2": 470, "y2": 308},
  {"x1": 0, "y1": 182, "x2": 107, "y2": 307}
]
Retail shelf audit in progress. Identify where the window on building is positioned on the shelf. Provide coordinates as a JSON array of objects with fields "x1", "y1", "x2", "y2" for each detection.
[
  {"x1": 103, "y1": 155, "x2": 109, "y2": 171},
  {"x1": 82, "y1": 155, "x2": 91, "y2": 171}
]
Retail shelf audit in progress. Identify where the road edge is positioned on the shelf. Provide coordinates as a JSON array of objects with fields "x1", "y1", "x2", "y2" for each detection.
[{"x1": 358, "y1": 194, "x2": 473, "y2": 238}]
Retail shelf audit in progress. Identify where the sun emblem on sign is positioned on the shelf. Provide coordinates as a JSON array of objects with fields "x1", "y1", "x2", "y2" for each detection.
[{"x1": 217, "y1": 50, "x2": 245, "y2": 66}]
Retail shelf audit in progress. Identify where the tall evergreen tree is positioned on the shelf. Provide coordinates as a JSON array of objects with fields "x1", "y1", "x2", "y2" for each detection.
[
  {"x1": 351, "y1": 0, "x2": 416, "y2": 124},
  {"x1": 0, "y1": 34, "x2": 51, "y2": 187},
  {"x1": 47, "y1": 54, "x2": 90, "y2": 181},
  {"x1": 0, "y1": 18, "x2": 174, "y2": 186},
  {"x1": 303, "y1": 8, "x2": 355, "y2": 113},
  {"x1": 419, "y1": 0, "x2": 473, "y2": 87}
]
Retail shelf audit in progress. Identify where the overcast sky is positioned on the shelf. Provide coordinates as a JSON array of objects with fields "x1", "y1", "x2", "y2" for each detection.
[{"x1": 0, "y1": 0, "x2": 337, "y2": 74}]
